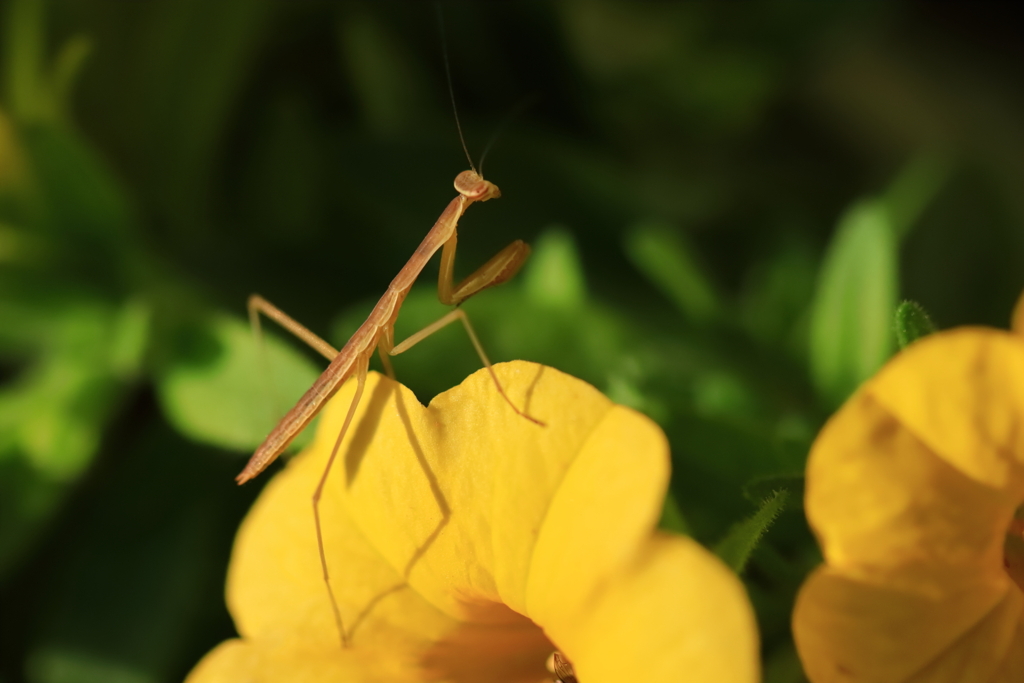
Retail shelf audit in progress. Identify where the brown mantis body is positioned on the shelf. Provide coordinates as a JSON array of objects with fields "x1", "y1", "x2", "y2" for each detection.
[{"x1": 236, "y1": 168, "x2": 538, "y2": 645}]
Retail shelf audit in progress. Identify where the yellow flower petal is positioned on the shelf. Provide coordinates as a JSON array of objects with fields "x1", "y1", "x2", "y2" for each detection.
[
  {"x1": 525, "y1": 404, "x2": 670, "y2": 622},
  {"x1": 795, "y1": 329, "x2": 1024, "y2": 682},
  {"x1": 331, "y1": 363, "x2": 629, "y2": 622},
  {"x1": 522, "y1": 396, "x2": 758, "y2": 682},
  {"x1": 189, "y1": 361, "x2": 760, "y2": 682},
  {"x1": 868, "y1": 329, "x2": 1024, "y2": 492},
  {"x1": 796, "y1": 568, "x2": 1019, "y2": 683},
  {"x1": 805, "y1": 388, "x2": 1014, "y2": 587},
  {"x1": 545, "y1": 533, "x2": 760, "y2": 683},
  {"x1": 229, "y1": 394, "x2": 456, "y2": 647},
  {"x1": 187, "y1": 380, "x2": 462, "y2": 682}
]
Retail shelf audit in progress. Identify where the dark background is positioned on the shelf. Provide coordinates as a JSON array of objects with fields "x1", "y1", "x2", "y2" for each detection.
[{"x1": 1, "y1": 2, "x2": 1023, "y2": 682}]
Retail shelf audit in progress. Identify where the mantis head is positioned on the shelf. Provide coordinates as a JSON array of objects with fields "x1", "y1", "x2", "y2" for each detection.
[{"x1": 454, "y1": 170, "x2": 501, "y2": 202}]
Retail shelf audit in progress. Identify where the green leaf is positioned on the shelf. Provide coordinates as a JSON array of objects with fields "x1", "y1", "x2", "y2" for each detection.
[
  {"x1": 625, "y1": 221, "x2": 720, "y2": 323},
  {"x1": 894, "y1": 300, "x2": 937, "y2": 349},
  {"x1": 0, "y1": 298, "x2": 134, "y2": 481},
  {"x1": 714, "y1": 488, "x2": 789, "y2": 574},
  {"x1": 522, "y1": 228, "x2": 587, "y2": 308},
  {"x1": 156, "y1": 314, "x2": 321, "y2": 453},
  {"x1": 809, "y1": 199, "x2": 897, "y2": 406}
]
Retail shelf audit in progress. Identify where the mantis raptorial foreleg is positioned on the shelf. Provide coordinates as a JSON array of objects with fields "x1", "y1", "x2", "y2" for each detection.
[{"x1": 437, "y1": 234, "x2": 530, "y2": 306}]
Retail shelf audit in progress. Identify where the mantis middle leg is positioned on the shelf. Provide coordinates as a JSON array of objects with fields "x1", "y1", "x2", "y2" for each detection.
[{"x1": 385, "y1": 234, "x2": 542, "y2": 424}]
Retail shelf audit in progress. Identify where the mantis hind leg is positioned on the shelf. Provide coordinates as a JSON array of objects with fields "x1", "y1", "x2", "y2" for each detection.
[
  {"x1": 248, "y1": 294, "x2": 339, "y2": 428},
  {"x1": 311, "y1": 355, "x2": 369, "y2": 648},
  {"x1": 248, "y1": 294, "x2": 338, "y2": 361}
]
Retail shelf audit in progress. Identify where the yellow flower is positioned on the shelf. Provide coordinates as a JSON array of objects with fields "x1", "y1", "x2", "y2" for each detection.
[
  {"x1": 793, "y1": 317, "x2": 1024, "y2": 682},
  {"x1": 187, "y1": 361, "x2": 759, "y2": 683}
]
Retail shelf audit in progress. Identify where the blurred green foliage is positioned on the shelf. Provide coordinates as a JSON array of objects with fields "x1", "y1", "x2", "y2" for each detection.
[
  {"x1": 715, "y1": 489, "x2": 790, "y2": 576},
  {"x1": 2, "y1": 1, "x2": 1024, "y2": 682},
  {"x1": 894, "y1": 299, "x2": 938, "y2": 349}
]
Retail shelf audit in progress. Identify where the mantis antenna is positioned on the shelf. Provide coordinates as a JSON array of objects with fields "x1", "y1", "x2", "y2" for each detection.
[{"x1": 437, "y1": 4, "x2": 477, "y2": 173}]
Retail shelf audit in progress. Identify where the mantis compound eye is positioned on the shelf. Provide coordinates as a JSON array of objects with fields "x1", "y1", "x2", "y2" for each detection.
[{"x1": 454, "y1": 170, "x2": 501, "y2": 201}]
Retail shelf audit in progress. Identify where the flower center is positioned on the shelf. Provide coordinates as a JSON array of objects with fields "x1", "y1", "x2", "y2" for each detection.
[
  {"x1": 418, "y1": 604, "x2": 558, "y2": 682},
  {"x1": 1005, "y1": 505, "x2": 1024, "y2": 591}
]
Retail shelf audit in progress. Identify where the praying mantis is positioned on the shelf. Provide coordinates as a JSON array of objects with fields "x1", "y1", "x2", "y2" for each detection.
[
  {"x1": 236, "y1": 167, "x2": 536, "y2": 483},
  {"x1": 235, "y1": 157, "x2": 541, "y2": 645}
]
